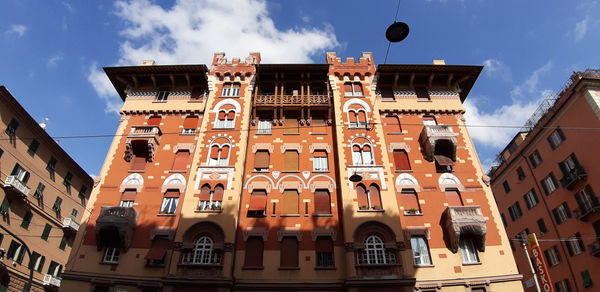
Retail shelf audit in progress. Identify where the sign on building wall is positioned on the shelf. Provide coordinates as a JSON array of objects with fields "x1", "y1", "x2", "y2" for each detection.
[{"x1": 528, "y1": 233, "x2": 554, "y2": 292}]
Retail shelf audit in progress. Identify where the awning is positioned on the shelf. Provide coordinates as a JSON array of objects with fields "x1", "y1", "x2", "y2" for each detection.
[
  {"x1": 145, "y1": 238, "x2": 170, "y2": 260},
  {"x1": 248, "y1": 194, "x2": 267, "y2": 211},
  {"x1": 434, "y1": 155, "x2": 454, "y2": 166}
]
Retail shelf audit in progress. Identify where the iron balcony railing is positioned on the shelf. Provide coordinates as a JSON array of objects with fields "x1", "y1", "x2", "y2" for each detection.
[{"x1": 560, "y1": 166, "x2": 587, "y2": 190}]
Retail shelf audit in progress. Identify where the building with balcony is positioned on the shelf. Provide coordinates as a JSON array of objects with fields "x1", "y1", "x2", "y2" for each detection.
[
  {"x1": 61, "y1": 52, "x2": 521, "y2": 292},
  {"x1": 0, "y1": 86, "x2": 93, "y2": 291},
  {"x1": 490, "y1": 70, "x2": 600, "y2": 292}
]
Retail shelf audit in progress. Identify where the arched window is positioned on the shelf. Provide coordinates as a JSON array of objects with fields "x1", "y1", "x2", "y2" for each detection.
[
  {"x1": 208, "y1": 144, "x2": 231, "y2": 166},
  {"x1": 215, "y1": 105, "x2": 236, "y2": 129},
  {"x1": 364, "y1": 235, "x2": 386, "y2": 264},
  {"x1": 356, "y1": 183, "x2": 382, "y2": 211},
  {"x1": 198, "y1": 184, "x2": 224, "y2": 211},
  {"x1": 356, "y1": 110, "x2": 368, "y2": 128},
  {"x1": 183, "y1": 236, "x2": 220, "y2": 265},
  {"x1": 351, "y1": 143, "x2": 374, "y2": 165}
]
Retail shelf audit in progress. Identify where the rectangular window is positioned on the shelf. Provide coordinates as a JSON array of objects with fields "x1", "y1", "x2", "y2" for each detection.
[
  {"x1": 444, "y1": 189, "x2": 463, "y2": 206},
  {"x1": 5, "y1": 118, "x2": 19, "y2": 136},
  {"x1": 103, "y1": 248, "x2": 120, "y2": 263},
  {"x1": 559, "y1": 153, "x2": 579, "y2": 177},
  {"x1": 581, "y1": 270, "x2": 593, "y2": 288},
  {"x1": 64, "y1": 172, "x2": 73, "y2": 188},
  {"x1": 247, "y1": 190, "x2": 267, "y2": 217},
  {"x1": 523, "y1": 189, "x2": 539, "y2": 209},
  {"x1": 47, "y1": 261, "x2": 62, "y2": 277},
  {"x1": 575, "y1": 185, "x2": 598, "y2": 212},
  {"x1": 516, "y1": 167, "x2": 526, "y2": 180},
  {"x1": 415, "y1": 87, "x2": 430, "y2": 101},
  {"x1": 243, "y1": 236, "x2": 264, "y2": 267},
  {"x1": 0, "y1": 197, "x2": 9, "y2": 216},
  {"x1": 20, "y1": 211, "x2": 33, "y2": 229},
  {"x1": 508, "y1": 202, "x2": 523, "y2": 221},
  {"x1": 422, "y1": 116, "x2": 437, "y2": 126},
  {"x1": 7, "y1": 240, "x2": 25, "y2": 263},
  {"x1": 27, "y1": 139, "x2": 40, "y2": 156},
  {"x1": 280, "y1": 237, "x2": 299, "y2": 268},
  {"x1": 501, "y1": 213, "x2": 507, "y2": 227},
  {"x1": 52, "y1": 197, "x2": 63, "y2": 212},
  {"x1": 257, "y1": 119, "x2": 272, "y2": 134},
  {"x1": 393, "y1": 149, "x2": 411, "y2": 171},
  {"x1": 182, "y1": 116, "x2": 199, "y2": 133},
  {"x1": 34, "y1": 183, "x2": 45, "y2": 199},
  {"x1": 160, "y1": 197, "x2": 179, "y2": 214},
  {"x1": 344, "y1": 82, "x2": 363, "y2": 96},
  {"x1": 0, "y1": 148, "x2": 3, "y2": 158},
  {"x1": 554, "y1": 279, "x2": 571, "y2": 292},
  {"x1": 312, "y1": 150, "x2": 328, "y2": 171},
  {"x1": 254, "y1": 150, "x2": 270, "y2": 171},
  {"x1": 11, "y1": 163, "x2": 30, "y2": 184},
  {"x1": 459, "y1": 238, "x2": 479, "y2": 264},
  {"x1": 541, "y1": 173, "x2": 558, "y2": 195},
  {"x1": 537, "y1": 218, "x2": 548, "y2": 234},
  {"x1": 383, "y1": 115, "x2": 402, "y2": 133},
  {"x1": 529, "y1": 150, "x2": 543, "y2": 168},
  {"x1": 46, "y1": 157, "x2": 57, "y2": 180},
  {"x1": 70, "y1": 208, "x2": 78, "y2": 219},
  {"x1": 544, "y1": 246, "x2": 561, "y2": 266},
  {"x1": 221, "y1": 83, "x2": 240, "y2": 97},
  {"x1": 517, "y1": 229, "x2": 530, "y2": 244},
  {"x1": 282, "y1": 190, "x2": 299, "y2": 215},
  {"x1": 315, "y1": 237, "x2": 334, "y2": 268},
  {"x1": 41, "y1": 224, "x2": 52, "y2": 240},
  {"x1": 172, "y1": 150, "x2": 190, "y2": 171},
  {"x1": 502, "y1": 180, "x2": 511, "y2": 193},
  {"x1": 547, "y1": 128, "x2": 565, "y2": 149},
  {"x1": 314, "y1": 189, "x2": 331, "y2": 215},
  {"x1": 283, "y1": 150, "x2": 299, "y2": 172},
  {"x1": 552, "y1": 202, "x2": 571, "y2": 224},
  {"x1": 283, "y1": 116, "x2": 299, "y2": 134},
  {"x1": 30, "y1": 252, "x2": 45, "y2": 272},
  {"x1": 402, "y1": 189, "x2": 421, "y2": 215},
  {"x1": 411, "y1": 236, "x2": 432, "y2": 266},
  {"x1": 566, "y1": 233, "x2": 584, "y2": 256},
  {"x1": 155, "y1": 90, "x2": 170, "y2": 102},
  {"x1": 59, "y1": 235, "x2": 67, "y2": 250}
]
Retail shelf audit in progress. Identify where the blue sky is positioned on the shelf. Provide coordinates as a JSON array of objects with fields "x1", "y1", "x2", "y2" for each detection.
[{"x1": 1, "y1": 0, "x2": 599, "y2": 175}]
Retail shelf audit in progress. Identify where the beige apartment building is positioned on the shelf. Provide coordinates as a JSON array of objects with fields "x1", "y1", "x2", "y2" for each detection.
[{"x1": 0, "y1": 86, "x2": 93, "y2": 291}]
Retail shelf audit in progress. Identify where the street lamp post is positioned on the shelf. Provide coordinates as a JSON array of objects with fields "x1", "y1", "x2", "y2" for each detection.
[{"x1": 0, "y1": 224, "x2": 34, "y2": 292}]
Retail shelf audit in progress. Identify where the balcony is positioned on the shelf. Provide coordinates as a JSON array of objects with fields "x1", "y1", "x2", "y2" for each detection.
[
  {"x1": 43, "y1": 274, "x2": 61, "y2": 287},
  {"x1": 254, "y1": 94, "x2": 331, "y2": 107},
  {"x1": 574, "y1": 202, "x2": 600, "y2": 221},
  {"x1": 419, "y1": 125, "x2": 458, "y2": 162},
  {"x1": 128, "y1": 125, "x2": 162, "y2": 141},
  {"x1": 560, "y1": 166, "x2": 587, "y2": 190},
  {"x1": 95, "y1": 206, "x2": 137, "y2": 251},
  {"x1": 125, "y1": 126, "x2": 161, "y2": 163},
  {"x1": 62, "y1": 217, "x2": 80, "y2": 233},
  {"x1": 197, "y1": 200, "x2": 222, "y2": 212},
  {"x1": 589, "y1": 240, "x2": 600, "y2": 257},
  {"x1": 2, "y1": 176, "x2": 30, "y2": 198},
  {"x1": 443, "y1": 206, "x2": 487, "y2": 253}
]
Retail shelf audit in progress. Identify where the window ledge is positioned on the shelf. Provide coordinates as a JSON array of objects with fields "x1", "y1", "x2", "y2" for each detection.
[
  {"x1": 187, "y1": 100, "x2": 204, "y2": 103},
  {"x1": 395, "y1": 170, "x2": 413, "y2": 173},
  {"x1": 99, "y1": 261, "x2": 119, "y2": 266},
  {"x1": 156, "y1": 214, "x2": 176, "y2": 217},
  {"x1": 256, "y1": 133, "x2": 272, "y2": 135},
  {"x1": 128, "y1": 170, "x2": 145, "y2": 173},
  {"x1": 242, "y1": 266, "x2": 264, "y2": 270},
  {"x1": 310, "y1": 133, "x2": 328, "y2": 135},
  {"x1": 168, "y1": 170, "x2": 187, "y2": 173},
  {"x1": 195, "y1": 210, "x2": 222, "y2": 214},
  {"x1": 213, "y1": 127, "x2": 235, "y2": 130},
  {"x1": 252, "y1": 170, "x2": 270, "y2": 173},
  {"x1": 281, "y1": 214, "x2": 300, "y2": 217},
  {"x1": 357, "y1": 209, "x2": 384, "y2": 213},
  {"x1": 313, "y1": 214, "x2": 333, "y2": 217},
  {"x1": 315, "y1": 266, "x2": 336, "y2": 270},
  {"x1": 462, "y1": 262, "x2": 482, "y2": 266},
  {"x1": 202, "y1": 165, "x2": 234, "y2": 169},
  {"x1": 414, "y1": 264, "x2": 435, "y2": 268},
  {"x1": 282, "y1": 171, "x2": 300, "y2": 173},
  {"x1": 152, "y1": 101, "x2": 168, "y2": 103},
  {"x1": 278, "y1": 267, "x2": 300, "y2": 270},
  {"x1": 220, "y1": 96, "x2": 239, "y2": 98},
  {"x1": 179, "y1": 133, "x2": 196, "y2": 136},
  {"x1": 387, "y1": 132, "x2": 404, "y2": 135},
  {"x1": 403, "y1": 212, "x2": 423, "y2": 216},
  {"x1": 283, "y1": 133, "x2": 301, "y2": 135},
  {"x1": 145, "y1": 263, "x2": 166, "y2": 268},
  {"x1": 178, "y1": 263, "x2": 223, "y2": 269},
  {"x1": 417, "y1": 99, "x2": 432, "y2": 102},
  {"x1": 312, "y1": 170, "x2": 330, "y2": 173}
]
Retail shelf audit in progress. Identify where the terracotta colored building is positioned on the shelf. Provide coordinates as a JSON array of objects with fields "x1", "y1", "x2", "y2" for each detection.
[
  {"x1": 0, "y1": 86, "x2": 93, "y2": 291},
  {"x1": 62, "y1": 53, "x2": 522, "y2": 292},
  {"x1": 490, "y1": 70, "x2": 600, "y2": 292}
]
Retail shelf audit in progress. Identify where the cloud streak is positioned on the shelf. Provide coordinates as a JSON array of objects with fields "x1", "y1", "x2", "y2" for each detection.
[
  {"x1": 5, "y1": 24, "x2": 27, "y2": 37},
  {"x1": 482, "y1": 59, "x2": 511, "y2": 82}
]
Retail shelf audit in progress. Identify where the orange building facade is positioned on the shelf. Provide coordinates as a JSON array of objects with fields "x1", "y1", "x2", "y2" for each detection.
[
  {"x1": 62, "y1": 52, "x2": 522, "y2": 292},
  {"x1": 490, "y1": 70, "x2": 600, "y2": 292}
]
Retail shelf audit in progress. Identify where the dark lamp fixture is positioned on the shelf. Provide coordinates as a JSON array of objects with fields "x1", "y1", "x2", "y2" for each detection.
[
  {"x1": 385, "y1": 21, "x2": 410, "y2": 43},
  {"x1": 349, "y1": 172, "x2": 363, "y2": 182}
]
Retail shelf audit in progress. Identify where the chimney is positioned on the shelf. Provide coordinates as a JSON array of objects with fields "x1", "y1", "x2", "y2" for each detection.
[
  {"x1": 141, "y1": 60, "x2": 156, "y2": 66},
  {"x1": 433, "y1": 59, "x2": 446, "y2": 65}
]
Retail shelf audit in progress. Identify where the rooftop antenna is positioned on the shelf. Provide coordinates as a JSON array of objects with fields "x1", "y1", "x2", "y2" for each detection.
[
  {"x1": 384, "y1": 0, "x2": 410, "y2": 64},
  {"x1": 39, "y1": 118, "x2": 49, "y2": 130}
]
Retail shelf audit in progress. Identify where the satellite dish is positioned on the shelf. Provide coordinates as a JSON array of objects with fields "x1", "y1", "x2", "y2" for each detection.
[{"x1": 386, "y1": 21, "x2": 410, "y2": 43}]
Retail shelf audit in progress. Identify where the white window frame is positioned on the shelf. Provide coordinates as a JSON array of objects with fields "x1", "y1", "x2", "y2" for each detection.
[
  {"x1": 257, "y1": 119, "x2": 272, "y2": 134},
  {"x1": 546, "y1": 247, "x2": 560, "y2": 266},
  {"x1": 160, "y1": 197, "x2": 179, "y2": 214},
  {"x1": 556, "y1": 204, "x2": 569, "y2": 223},
  {"x1": 524, "y1": 190, "x2": 538, "y2": 209},
  {"x1": 568, "y1": 237, "x2": 583, "y2": 255},
  {"x1": 411, "y1": 236, "x2": 432, "y2": 266},
  {"x1": 576, "y1": 187, "x2": 595, "y2": 211},
  {"x1": 313, "y1": 156, "x2": 328, "y2": 171},
  {"x1": 221, "y1": 83, "x2": 240, "y2": 97},
  {"x1": 12, "y1": 164, "x2": 29, "y2": 182},
  {"x1": 103, "y1": 247, "x2": 120, "y2": 264},
  {"x1": 549, "y1": 130, "x2": 564, "y2": 148},
  {"x1": 364, "y1": 235, "x2": 387, "y2": 265},
  {"x1": 344, "y1": 82, "x2": 363, "y2": 96},
  {"x1": 207, "y1": 144, "x2": 230, "y2": 166},
  {"x1": 155, "y1": 90, "x2": 170, "y2": 102},
  {"x1": 32, "y1": 254, "x2": 44, "y2": 271},
  {"x1": 183, "y1": 236, "x2": 220, "y2": 265},
  {"x1": 459, "y1": 238, "x2": 479, "y2": 264},
  {"x1": 543, "y1": 176, "x2": 557, "y2": 194},
  {"x1": 120, "y1": 200, "x2": 134, "y2": 207},
  {"x1": 351, "y1": 143, "x2": 374, "y2": 166}
]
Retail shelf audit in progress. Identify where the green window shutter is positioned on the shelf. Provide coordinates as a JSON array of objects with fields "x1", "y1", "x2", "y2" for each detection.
[
  {"x1": 20, "y1": 211, "x2": 33, "y2": 229},
  {"x1": 16, "y1": 246, "x2": 25, "y2": 264},
  {"x1": 582, "y1": 270, "x2": 593, "y2": 288},
  {"x1": 59, "y1": 235, "x2": 67, "y2": 250},
  {"x1": 0, "y1": 198, "x2": 9, "y2": 215},
  {"x1": 37, "y1": 256, "x2": 45, "y2": 273},
  {"x1": 41, "y1": 224, "x2": 51, "y2": 240}
]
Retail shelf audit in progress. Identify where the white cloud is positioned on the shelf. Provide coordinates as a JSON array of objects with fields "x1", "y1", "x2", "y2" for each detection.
[
  {"x1": 574, "y1": 18, "x2": 588, "y2": 41},
  {"x1": 510, "y1": 61, "x2": 552, "y2": 98},
  {"x1": 89, "y1": 0, "x2": 339, "y2": 113},
  {"x1": 482, "y1": 59, "x2": 511, "y2": 82},
  {"x1": 6, "y1": 24, "x2": 27, "y2": 37},
  {"x1": 62, "y1": 1, "x2": 73, "y2": 13},
  {"x1": 88, "y1": 63, "x2": 122, "y2": 113},
  {"x1": 47, "y1": 54, "x2": 64, "y2": 67}
]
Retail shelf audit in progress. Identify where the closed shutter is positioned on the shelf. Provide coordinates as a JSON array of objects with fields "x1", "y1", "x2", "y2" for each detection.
[
  {"x1": 352, "y1": 145, "x2": 362, "y2": 164},
  {"x1": 217, "y1": 111, "x2": 226, "y2": 120},
  {"x1": 353, "y1": 83, "x2": 363, "y2": 95},
  {"x1": 248, "y1": 190, "x2": 267, "y2": 211},
  {"x1": 357, "y1": 111, "x2": 367, "y2": 124},
  {"x1": 356, "y1": 185, "x2": 368, "y2": 208},
  {"x1": 226, "y1": 111, "x2": 235, "y2": 121},
  {"x1": 369, "y1": 185, "x2": 382, "y2": 208},
  {"x1": 131, "y1": 156, "x2": 147, "y2": 171},
  {"x1": 402, "y1": 189, "x2": 419, "y2": 210},
  {"x1": 164, "y1": 190, "x2": 180, "y2": 198},
  {"x1": 183, "y1": 116, "x2": 198, "y2": 129},
  {"x1": 210, "y1": 145, "x2": 220, "y2": 159},
  {"x1": 393, "y1": 150, "x2": 410, "y2": 170},
  {"x1": 284, "y1": 117, "x2": 299, "y2": 134},
  {"x1": 344, "y1": 83, "x2": 353, "y2": 95},
  {"x1": 314, "y1": 190, "x2": 331, "y2": 214},
  {"x1": 315, "y1": 236, "x2": 333, "y2": 253},
  {"x1": 282, "y1": 190, "x2": 299, "y2": 214},
  {"x1": 213, "y1": 185, "x2": 224, "y2": 201},
  {"x1": 283, "y1": 151, "x2": 299, "y2": 172},
  {"x1": 199, "y1": 185, "x2": 211, "y2": 201},
  {"x1": 254, "y1": 150, "x2": 270, "y2": 169},
  {"x1": 172, "y1": 150, "x2": 190, "y2": 171},
  {"x1": 220, "y1": 145, "x2": 230, "y2": 160},
  {"x1": 280, "y1": 237, "x2": 299, "y2": 267},
  {"x1": 121, "y1": 190, "x2": 137, "y2": 201},
  {"x1": 384, "y1": 115, "x2": 401, "y2": 133},
  {"x1": 147, "y1": 116, "x2": 161, "y2": 126},
  {"x1": 244, "y1": 236, "x2": 264, "y2": 267},
  {"x1": 145, "y1": 238, "x2": 169, "y2": 260},
  {"x1": 445, "y1": 189, "x2": 463, "y2": 206},
  {"x1": 362, "y1": 145, "x2": 373, "y2": 164},
  {"x1": 349, "y1": 111, "x2": 358, "y2": 124}
]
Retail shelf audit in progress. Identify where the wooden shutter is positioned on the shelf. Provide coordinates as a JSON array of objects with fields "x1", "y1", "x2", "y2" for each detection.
[
  {"x1": 199, "y1": 184, "x2": 211, "y2": 201},
  {"x1": 244, "y1": 237, "x2": 264, "y2": 267},
  {"x1": 353, "y1": 83, "x2": 363, "y2": 95},
  {"x1": 349, "y1": 111, "x2": 358, "y2": 124},
  {"x1": 147, "y1": 116, "x2": 161, "y2": 126},
  {"x1": 402, "y1": 190, "x2": 419, "y2": 210},
  {"x1": 220, "y1": 145, "x2": 230, "y2": 160},
  {"x1": 131, "y1": 156, "x2": 147, "y2": 171},
  {"x1": 314, "y1": 190, "x2": 331, "y2": 214},
  {"x1": 164, "y1": 190, "x2": 180, "y2": 197},
  {"x1": 445, "y1": 189, "x2": 463, "y2": 206},
  {"x1": 248, "y1": 190, "x2": 267, "y2": 211},
  {"x1": 315, "y1": 237, "x2": 333, "y2": 253},
  {"x1": 217, "y1": 111, "x2": 226, "y2": 120},
  {"x1": 393, "y1": 150, "x2": 410, "y2": 171},
  {"x1": 369, "y1": 185, "x2": 382, "y2": 208},
  {"x1": 213, "y1": 185, "x2": 224, "y2": 201},
  {"x1": 344, "y1": 83, "x2": 353, "y2": 94},
  {"x1": 226, "y1": 111, "x2": 235, "y2": 121},
  {"x1": 282, "y1": 190, "x2": 299, "y2": 214},
  {"x1": 254, "y1": 150, "x2": 270, "y2": 169},
  {"x1": 121, "y1": 190, "x2": 137, "y2": 201},
  {"x1": 172, "y1": 150, "x2": 190, "y2": 171},
  {"x1": 283, "y1": 151, "x2": 299, "y2": 172},
  {"x1": 356, "y1": 185, "x2": 368, "y2": 208},
  {"x1": 210, "y1": 145, "x2": 220, "y2": 159},
  {"x1": 284, "y1": 117, "x2": 299, "y2": 134},
  {"x1": 384, "y1": 115, "x2": 401, "y2": 133},
  {"x1": 280, "y1": 237, "x2": 299, "y2": 267},
  {"x1": 183, "y1": 116, "x2": 198, "y2": 129},
  {"x1": 357, "y1": 111, "x2": 367, "y2": 124}
]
